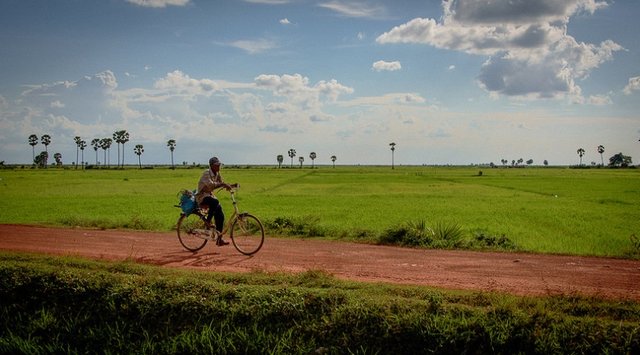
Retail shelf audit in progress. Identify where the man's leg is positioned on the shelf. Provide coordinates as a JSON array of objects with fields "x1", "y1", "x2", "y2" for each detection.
[
  {"x1": 203, "y1": 196, "x2": 225, "y2": 234},
  {"x1": 203, "y1": 196, "x2": 227, "y2": 245}
]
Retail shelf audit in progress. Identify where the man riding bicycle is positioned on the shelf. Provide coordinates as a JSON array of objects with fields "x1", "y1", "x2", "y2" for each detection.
[{"x1": 195, "y1": 156, "x2": 237, "y2": 246}]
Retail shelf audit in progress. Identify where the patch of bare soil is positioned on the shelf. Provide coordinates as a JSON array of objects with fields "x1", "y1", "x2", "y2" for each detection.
[{"x1": 1, "y1": 224, "x2": 638, "y2": 300}]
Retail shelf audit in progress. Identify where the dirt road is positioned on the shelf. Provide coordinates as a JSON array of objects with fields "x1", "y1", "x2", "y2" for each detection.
[{"x1": 1, "y1": 224, "x2": 638, "y2": 300}]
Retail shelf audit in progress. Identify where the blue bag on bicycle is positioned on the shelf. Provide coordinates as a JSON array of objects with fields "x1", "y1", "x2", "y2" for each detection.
[{"x1": 178, "y1": 190, "x2": 197, "y2": 215}]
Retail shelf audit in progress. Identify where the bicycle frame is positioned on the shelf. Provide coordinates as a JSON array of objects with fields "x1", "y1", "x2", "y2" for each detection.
[
  {"x1": 219, "y1": 189, "x2": 242, "y2": 236},
  {"x1": 176, "y1": 187, "x2": 265, "y2": 254},
  {"x1": 190, "y1": 188, "x2": 242, "y2": 238}
]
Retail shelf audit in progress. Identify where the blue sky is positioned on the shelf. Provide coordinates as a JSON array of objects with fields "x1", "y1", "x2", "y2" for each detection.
[{"x1": 1, "y1": 0, "x2": 639, "y2": 166}]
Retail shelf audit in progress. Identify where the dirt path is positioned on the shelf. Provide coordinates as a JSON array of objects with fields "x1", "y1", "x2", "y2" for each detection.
[{"x1": 1, "y1": 224, "x2": 639, "y2": 300}]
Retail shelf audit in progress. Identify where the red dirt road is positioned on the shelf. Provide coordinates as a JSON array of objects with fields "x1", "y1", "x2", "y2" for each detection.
[{"x1": 1, "y1": 224, "x2": 639, "y2": 300}]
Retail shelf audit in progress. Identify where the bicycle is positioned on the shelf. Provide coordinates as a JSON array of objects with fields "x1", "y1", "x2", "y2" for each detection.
[{"x1": 175, "y1": 188, "x2": 264, "y2": 255}]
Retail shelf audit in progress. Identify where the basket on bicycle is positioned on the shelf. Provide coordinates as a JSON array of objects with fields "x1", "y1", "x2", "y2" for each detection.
[{"x1": 177, "y1": 189, "x2": 197, "y2": 215}]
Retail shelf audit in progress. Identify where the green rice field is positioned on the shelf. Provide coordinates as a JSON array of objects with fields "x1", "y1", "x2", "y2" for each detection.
[{"x1": 0, "y1": 166, "x2": 638, "y2": 258}]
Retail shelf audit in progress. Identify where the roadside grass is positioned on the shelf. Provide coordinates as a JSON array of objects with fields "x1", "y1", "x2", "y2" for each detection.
[
  {"x1": 1, "y1": 252, "x2": 639, "y2": 354},
  {"x1": 0, "y1": 166, "x2": 638, "y2": 257}
]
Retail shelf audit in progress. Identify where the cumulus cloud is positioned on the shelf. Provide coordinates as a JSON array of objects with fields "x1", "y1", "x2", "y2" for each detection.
[
  {"x1": 154, "y1": 70, "x2": 219, "y2": 96},
  {"x1": 252, "y1": 73, "x2": 353, "y2": 129},
  {"x1": 376, "y1": 0, "x2": 622, "y2": 100},
  {"x1": 254, "y1": 73, "x2": 353, "y2": 103},
  {"x1": 623, "y1": 76, "x2": 640, "y2": 95},
  {"x1": 372, "y1": 60, "x2": 402, "y2": 72},
  {"x1": 125, "y1": 0, "x2": 190, "y2": 8},
  {"x1": 279, "y1": 18, "x2": 291, "y2": 25}
]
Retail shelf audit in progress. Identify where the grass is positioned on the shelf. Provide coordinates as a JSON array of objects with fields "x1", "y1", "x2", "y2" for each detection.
[
  {"x1": 1, "y1": 252, "x2": 639, "y2": 354},
  {"x1": 0, "y1": 166, "x2": 639, "y2": 257}
]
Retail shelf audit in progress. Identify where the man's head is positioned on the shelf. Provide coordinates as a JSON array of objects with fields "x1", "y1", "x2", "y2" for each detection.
[{"x1": 209, "y1": 156, "x2": 221, "y2": 171}]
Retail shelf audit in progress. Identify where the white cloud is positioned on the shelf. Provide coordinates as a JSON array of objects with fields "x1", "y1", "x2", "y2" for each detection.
[
  {"x1": 376, "y1": 0, "x2": 622, "y2": 100},
  {"x1": 279, "y1": 18, "x2": 291, "y2": 25},
  {"x1": 125, "y1": 0, "x2": 190, "y2": 8},
  {"x1": 254, "y1": 73, "x2": 353, "y2": 104},
  {"x1": 587, "y1": 94, "x2": 612, "y2": 105},
  {"x1": 372, "y1": 60, "x2": 402, "y2": 72},
  {"x1": 341, "y1": 93, "x2": 427, "y2": 106},
  {"x1": 318, "y1": 1, "x2": 385, "y2": 18},
  {"x1": 154, "y1": 70, "x2": 219, "y2": 96},
  {"x1": 623, "y1": 76, "x2": 640, "y2": 95},
  {"x1": 244, "y1": 0, "x2": 290, "y2": 4},
  {"x1": 228, "y1": 39, "x2": 277, "y2": 54},
  {"x1": 50, "y1": 100, "x2": 65, "y2": 108},
  {"x1": 399, "y1": 93, "x2": 426, "y2": 104},
  {"x1": 448, "y1": 65, "x2": 456, "y2": 70}
]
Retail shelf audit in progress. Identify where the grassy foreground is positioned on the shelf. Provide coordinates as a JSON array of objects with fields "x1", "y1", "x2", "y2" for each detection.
[
  {"x1": 0, "y1": 166, "x2": 639, "y2": 257},
  {"x1": 1, "y1": 253, "x2": 639, "y2": 354}
]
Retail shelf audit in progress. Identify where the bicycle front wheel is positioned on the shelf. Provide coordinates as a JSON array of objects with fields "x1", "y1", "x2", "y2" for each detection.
[
  {"x1": 177, "y1": 213, "x2": 209, "y2": 252},
  {"x1": 230, "y1": 213, "x2": 264, "y2": 255}
]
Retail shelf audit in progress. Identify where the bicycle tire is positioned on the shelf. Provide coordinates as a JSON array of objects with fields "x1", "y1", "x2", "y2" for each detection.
[
  {"x1": 230, "y1": 213, "x2": 264, "y2": 255},
  {"x1": 176, "y1": 213, "x2": 209, "y2": 252}
]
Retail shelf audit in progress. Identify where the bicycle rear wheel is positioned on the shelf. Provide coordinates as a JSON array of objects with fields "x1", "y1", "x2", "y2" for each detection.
[
  {"x1": 230, "y1": 213, "x2": 264, "y2": 255},
  {"x1": 177, "y1": 213, "x2": 209, "y2": 252}
]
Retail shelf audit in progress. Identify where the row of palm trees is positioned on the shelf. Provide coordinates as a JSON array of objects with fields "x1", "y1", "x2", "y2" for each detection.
[
  {"x1": 277, "y1": 149, "x2": 337, "y2": 168},
  {"x1": 27, "y1": 132, "x2": 178, "y2": 169}
]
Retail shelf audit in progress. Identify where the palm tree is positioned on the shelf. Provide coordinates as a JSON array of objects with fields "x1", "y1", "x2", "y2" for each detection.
[
  {"x1": 134, "y1": 144, "x2": 144, "y2": 169},
  {"x1": 331, "y1": 155, "x2": 337, "y2": 168},
  {"x1": 41, "y1": 134, "x2": 51, "y2": 153},
  {"x1": 577, "y1": 148, "x2": 585, "y2": 166},
  {"x1": 389, "y1": 142, "x2": 396, "y2": 169},
  {"x1": 277, "y1": 154, "x2": 284, "y2": 168},
  {"x1": 288, "y1": 148, "x2": 296, "y2": 168},
  {"x1": 79, "y1": 140, "x2": 87, "y2": 169},
  {"x1": 112, "y1": 131, "x2": 121, "y2": 167},
  {"x1": 100, "y1": 138, "x2": 112, "y2": 168},
  {"x1": 298, "y1": 156, "x2": 304, "y2": 168},
  {"x1": 120, "y1": 131, "x2": 130, "y2": 167},
  {"x1": 113, "y1": 130, "x2": 130, "y2": 168},
  {"x1": 91, "y1": 139, "x2": 101, "y2": 165},
  {"x1": 597, "y1": 145, "x2": 605, "y2": 166},
  {"x1": 74, "y1": 136, "x2": 82, "y2": 169},
  {"x1": 167, "y1": 139, "x2": 176, "y2": 169},
  {"x1": 309, "y1": 152, "x2": 317, "y2": 168},
  {"x1": 28, "y1": 134, "x2": 38, "y2": 162}
]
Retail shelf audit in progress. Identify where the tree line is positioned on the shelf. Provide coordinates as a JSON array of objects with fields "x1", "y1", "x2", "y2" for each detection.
[
  {"x1": 276, "y1": 149, "x2": 338, "y2": 168},
  {"x1": 22, "y1": 134, "x2": 638, "y2": 169},
  {"x1": 26, "y1": 132, "x2": 178, "y2": 169},
  {"x1": 576, "y1": 144, "x2": 634, "y2": 167}
]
